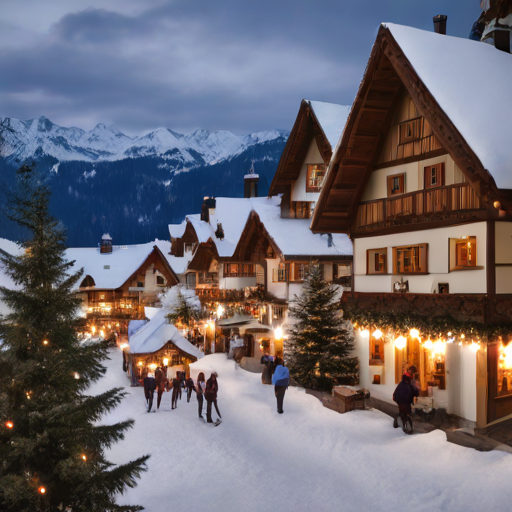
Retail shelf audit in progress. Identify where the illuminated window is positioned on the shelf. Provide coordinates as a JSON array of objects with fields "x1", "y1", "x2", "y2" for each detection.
[
  {"x1": 306, "y1": 165, "x2": 326, "y2": 192},
  {"x1": 387, "y1": 173, "x2": 405, "y2": 197},
  {"x1": 367, "y1": 249, "x2": 387, "y2": 275},
  {"x1": 449, "y1": 236, "x2": 477, "y2": 271},
  {"x1": 393, "y1": 244, "x2": 428, "y2": 274},
  {"x1": 224, "y1": 263, "x2": 255, "y2": 277}
]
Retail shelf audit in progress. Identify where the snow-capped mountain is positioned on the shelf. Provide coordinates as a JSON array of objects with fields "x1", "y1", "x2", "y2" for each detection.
[{"x1": 0, "y1": 115, "x2": 288, "y2": 166}]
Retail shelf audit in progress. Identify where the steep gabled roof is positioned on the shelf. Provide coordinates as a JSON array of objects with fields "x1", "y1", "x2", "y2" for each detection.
[
  {"x1": 312, "y1": 23, "x2": 512, "y2": 233},
  {"x1": 268, "y1": 99, "x2": 350, "y2": 196}
]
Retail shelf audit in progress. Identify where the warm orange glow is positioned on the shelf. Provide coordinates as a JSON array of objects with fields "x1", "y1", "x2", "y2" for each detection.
[
  {"x1": 372, "y1": 329, "x2": 383, "y2": 340},
  {"x1": 360, "y1": 329, "x2": 369, "y2": 337},
  {"x1": 137, "y1": 361, "x2": 143, "y2": 366},
  {"x1": 91, "y1": 326, "x2": 96, "y2": 334},
  {"x1": 424, "y1": 339, "x2": 433, "y2": 351},
  {"x1": 38, "y1": 487, "x2": 46, "y2": 494},
  {"x1": 409, "y1": 329, "x2": 420, "y2": 339},
  {"x1": 394, "y1": 336, "x2": 407, "y2": 350},
  {"x1": 43, "y1": 340, "x2": 49, "y2": 346},
  {"x1": 5, "y1": 421, "x2": 13, "y2": 429},
  {"x1": 500, "y1": 342, "x2": 512, "y2": 369},
  {"x1": 120, "y1": 343, "x2": 129, "y2": 350},
  {"x1": 82, "y1": 454, "x2": 87, "y2": 461},
  {"x1": 163, "y1": 358, "x2": 169, "y2": 366}
]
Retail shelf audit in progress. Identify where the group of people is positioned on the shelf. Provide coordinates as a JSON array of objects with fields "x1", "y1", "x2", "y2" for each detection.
[
  {"x1": 261, "y1": 353, "x2": 290, "y2": 414},
  {"x1": 143, "y1": 368, "x2": 222, "y2": 424}
]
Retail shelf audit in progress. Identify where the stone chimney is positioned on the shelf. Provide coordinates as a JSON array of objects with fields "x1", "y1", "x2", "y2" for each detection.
[
  {"x1": 200, "y1": 197, "x2": 216, "y2": 223},
  {"x1": 244, "y1": 172, "x2": 259, "y2": 198},
  {"x1": 433, "y1": 14, "x2": 447, "y2": 35},
  {"x1": 100, "y1": 233, "x2": 112, "y2": 254}
]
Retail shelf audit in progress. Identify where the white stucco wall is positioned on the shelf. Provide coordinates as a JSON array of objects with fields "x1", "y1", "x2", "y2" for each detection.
[
  {"x1": 354, "y1": 222, "x2": 487, "y2": 294},
  {"x1": 354, "y1": 330, "x2": 477, "y2": 422},
  {"x1": 291, "y1": 139, "x2": 323, "y2": 203},
  {"x1": 361, "y1": 154, "x2": 463, "y2": 202},
  {"x1": 219, "y1": 276, "x2": 256, "y2": 290}
]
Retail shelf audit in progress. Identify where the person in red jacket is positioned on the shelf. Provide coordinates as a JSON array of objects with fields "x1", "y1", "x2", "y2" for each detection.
[{"x1": 393, "y1": 372, "x2": 419, "y2": 434}]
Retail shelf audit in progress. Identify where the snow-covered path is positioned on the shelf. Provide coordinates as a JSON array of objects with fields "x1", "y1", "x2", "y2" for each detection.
[{"x1": 91, "y1": 350, "x2": 512, "y2": 512}]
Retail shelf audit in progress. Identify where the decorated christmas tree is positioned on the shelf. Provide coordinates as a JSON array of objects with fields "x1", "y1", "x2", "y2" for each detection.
[
  {"x1": 0, "y1": 167, "x2": 149, "y2": 512},
  {"x1": 286, "y1": 264, "x2": 358, "y2": 391}
]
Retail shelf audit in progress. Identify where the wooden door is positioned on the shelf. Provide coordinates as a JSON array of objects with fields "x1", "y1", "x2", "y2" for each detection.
[{"x1": 487, "y1": 343, "x2": 512, "y2": 423}]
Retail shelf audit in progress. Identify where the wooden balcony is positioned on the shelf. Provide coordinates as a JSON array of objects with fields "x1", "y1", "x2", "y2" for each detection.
[
  {"x1": 196, "y1": 288, "x2": 246, "y2": 302},
  {"x1": 356, "y1": 183, "x2": 484, "y2": 233}
]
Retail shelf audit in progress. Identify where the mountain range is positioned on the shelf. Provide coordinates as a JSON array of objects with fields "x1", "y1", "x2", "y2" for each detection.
[{"x1": 0, "y1": 116, "x2": 288, "y2": 247}]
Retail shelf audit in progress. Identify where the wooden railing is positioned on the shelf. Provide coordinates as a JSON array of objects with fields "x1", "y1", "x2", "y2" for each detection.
[
  {"x1": 196, "y1": 288, "x2": 246, "y2": 301},
  {"x1": 356, "y1": 183, "x2": 482, "y2": 229}
]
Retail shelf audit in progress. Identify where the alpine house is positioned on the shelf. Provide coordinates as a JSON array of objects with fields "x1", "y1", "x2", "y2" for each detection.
[
  {"x1": 311, "y1": 21, "x2": 512, "y2": 427},
  {"x1": 169, "y1": 100, "x2": 353, "y2": 360}
]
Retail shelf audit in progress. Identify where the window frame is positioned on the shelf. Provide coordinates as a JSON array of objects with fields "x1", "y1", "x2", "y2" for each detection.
[
  {"x1": 424, "y1": 162, "x2": 445, "y2": 190},
  {"x1": 366, "y1": 248, "x2": 388, "y2": 275},
  {"x1": 449, "y1": 236, "x2": 478, "y2": 271},
  {"x1": 387, "y1": 173, "x2": 405, "y2": 197},
  {"x1": 306, "y1": 164, "x2": 326, "y2": 192},
  {"x1": 369, "y1": 334, "x2": 385, "y2": 366},
  {"x1": 392, "y1": 243, "x2": 428, "y2": 275},
  {"x1": 224, "y1": 263, "x2": 256, "y2": 278}
]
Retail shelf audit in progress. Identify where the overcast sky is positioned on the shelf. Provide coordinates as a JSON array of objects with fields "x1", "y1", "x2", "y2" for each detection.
[{"x1": 0, "y1": 0, "x2": 480, "y2": 136}]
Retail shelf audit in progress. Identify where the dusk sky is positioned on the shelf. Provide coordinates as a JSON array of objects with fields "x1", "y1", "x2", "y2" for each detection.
[{"x1": 0, "y1": 0, "x2": 480, "y2": 136}]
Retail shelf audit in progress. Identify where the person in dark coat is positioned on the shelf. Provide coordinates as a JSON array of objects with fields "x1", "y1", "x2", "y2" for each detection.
[
  {"x1": 179, "y1": 370, "x2": 186, "y2": 399},
  {"x1": 155, "y1": 366, "x2": 167, "y2": 411},
  {"x1": 260, "y1": 352, "x2": 274, "y2": 385},
  {"x1": 186, "y1": 376, "x2": 195, "y2": 402},
  {"x1": 205, "y1": 372, "x2": 221, "y2": 423},
  {"x1": 143, "y1": 372, "x2": 157, "y2": 413},
  {"x1": 171, "y1": 371, "x2": 181, "y2": 410},
  {"x1": 196, "y1": 372, "x2": 206, "y2": 418},
  {"x1": 393, "y1": 372, "x2": 419, "y2": 433},
  {"x1": 271, "y1": 357, "x2": 290, "y2": 414}
]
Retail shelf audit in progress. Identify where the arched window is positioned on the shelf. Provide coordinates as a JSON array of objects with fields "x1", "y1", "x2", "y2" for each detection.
[{"x1": 80, "y1": 275, "x2": 95, "y2": 288}]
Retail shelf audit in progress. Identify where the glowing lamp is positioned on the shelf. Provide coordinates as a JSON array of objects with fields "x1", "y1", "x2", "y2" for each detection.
[
  {"x1": 460, "y1": 334, "x2": 465, "y2": 339},
  {"x1": 120, "y1": 343, "x2": 129, "y2": 350},
  {"x1": 447, "y1": 332, "x2": 452, "y2": 337},
  {"x1": 91, "y1": 326, "x2": 96, "y2": 334},
  {"x1": 82, "y1": 454, "x2": 87, "y2": 461},
  {"x1": 74, "y1": 372, "x2": 80, "y2": 380},
  {"x1": 394, "y1": 336, "x2": 407, "y2": 350},
  {"x1": 5, "y1": 421, "x2": 13, "y2": 429},
  {"x1": 274, "y1": 327, "x2": 283, "y2": 341},
  {"x1": 424, "y1": 339, "x2": 433, "y2": 351},
  {"x1": 360, "y1": 329, "x2": 369, "y2": 337},
  {"x1": 137, "y1": 361, "x2": 143, "y2": 366},
  {"x1": 216, "y1": 304, "x2": 225, "y2": 318},
  {"x1": 470, "y1": 342, "x2": 480, "y2": 352},
  {"x1": 100, "y1": 330, "x2": 105, "y2": 338},
  {"x1": 149, "y1": 363, "x2": 157, "y2": 370},
  {"x1": 38, "y1": 487, "x2": 46, "y2": 494},
  {"x1": 43, "y1": 340, "x2": 49, "y2": 346},
  {"x1": 494, "y1": 201, "x2": 502, "y2": 209},
  {"x1": 163, "y1": 358, "x2": 169, "y2": 366},
  {"x1": 410, "y1": 329, "x2": 420, "y2": 339},
  {"x1": 372, "y1": 329, "x2": 383, "y2": 340},
  {"x1": 433, "y1": 340, "x2": 446, "y2": 355}
]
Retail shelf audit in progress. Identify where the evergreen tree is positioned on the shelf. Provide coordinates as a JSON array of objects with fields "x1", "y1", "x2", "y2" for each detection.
[
  {"x1": 0, "y1": 167, "x2": 149, "y2": 512},
  {"x1": 164, "y1": 286, "x2": 201, "y2": 330},
  {"x1": 286, "y1": 264, "x2": 359, "y2": 391}
]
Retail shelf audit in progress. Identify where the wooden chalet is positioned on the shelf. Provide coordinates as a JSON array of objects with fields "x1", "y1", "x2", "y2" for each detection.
[
  {"x1": 311, "y1": 22, "x2": 512, "y2": 426},
  {"x1": 68, "y1": 238, "x2": 180, "y2": 337}
]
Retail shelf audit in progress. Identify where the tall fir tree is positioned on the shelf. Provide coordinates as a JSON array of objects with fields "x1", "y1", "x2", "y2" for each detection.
[
  {"x1": 0, "y1": 167, "x2": 149, "y2": 512},
  {"x1": 286, "y1": 264, "x2": 359, "y2": 391}
]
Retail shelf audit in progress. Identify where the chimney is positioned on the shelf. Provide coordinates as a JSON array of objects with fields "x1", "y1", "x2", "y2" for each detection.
[
  {"x1": 244, "y1": 172, "x2": 259, "y2": 198},
  {"x1": 433, "y1": 14, "x2": 447, "y2": 35},
  {"x1": 200, "y1": 197, "x2": 216, "y2": 223},
  {"x1": 100, "y1": 233, "x2": 112, "y2": 254}
]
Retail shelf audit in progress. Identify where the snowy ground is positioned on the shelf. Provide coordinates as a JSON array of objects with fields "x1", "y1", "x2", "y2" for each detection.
[{"x1": 90, "y1": 350, "x2": 512, "y2": 512}]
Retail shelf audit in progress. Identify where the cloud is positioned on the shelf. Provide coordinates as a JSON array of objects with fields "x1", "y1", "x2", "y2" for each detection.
[{"x1": 0, "y1": 0, "x2": 480, "y2": 135}]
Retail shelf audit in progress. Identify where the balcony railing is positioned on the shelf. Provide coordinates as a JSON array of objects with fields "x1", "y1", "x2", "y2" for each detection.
[
  {"x1": 356, "y1": 183, "x2": 483, "y2": 230},
  {"x1": 196, "y1": 288, "x2": 246, "y2": 301}
]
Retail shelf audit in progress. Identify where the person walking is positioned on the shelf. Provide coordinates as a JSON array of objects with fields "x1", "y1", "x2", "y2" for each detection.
[
  {"x1": 155, "y1": 366, "x2": 167, "y2": 411},
  {"x1": 143, "y1": 371, "x2": 157, "y2": 413},
  {"x1": 271, "y1": 358, "x2": 290, "y2": 414},
  {"x1": 260, "y1": 352, "x2": 273, "y2": 385},
  {"x1": 179, "y1": 370, "x2": 186, "y2": 400},
  {"x1": 205, "y1": 372, "x2": 221, "y2": 423},
  {"x1": 171, "y1": 371, "x2": 181, "y2": 410},
  {"x1": 196, "y1": 372, "x2": 206, "y2": 419},
  {"x1": 393, "y1": 372, "x2": 419, "y2": 434},
  {"x1": 186, "y1": 376, "x2": 195, "y2": 403}
]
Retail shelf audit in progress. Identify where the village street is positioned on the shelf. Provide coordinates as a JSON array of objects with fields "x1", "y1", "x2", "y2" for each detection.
[{"x1": 91, "y1": 349, "x2": 512, "y2": 512}]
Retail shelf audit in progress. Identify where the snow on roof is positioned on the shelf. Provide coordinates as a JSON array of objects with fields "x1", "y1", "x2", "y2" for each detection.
[
  {"x1": 308, "y1": 101, "x2": 351, "y2": 151},
  {"x1": 244, "y1": 173, "x2": 259, "y2": 179},
  {"x1": 66, "y1": 239, "x2": 188, "y2": 289},
  {"x1": 186, "y1": 196, "x2": 352, "y2": 258},
  {"x1": 168, "y1": 220, "x2": 188, "y2": 239},
  {"x1": 384, "y1": 23, "x2": 512, "y2": 189},
  {"x1": 102, "y1": 233, "x2": 112, "y2": 241},
  {"x1": 0, "y1": 238, "x2": 23, "y2": 256},
  {"x1": 129, "y1": 307, "x2": 203, "y2": 358}
]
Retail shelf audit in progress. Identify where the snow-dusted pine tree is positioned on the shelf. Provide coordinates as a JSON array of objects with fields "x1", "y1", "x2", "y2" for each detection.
[
  {"x1": 162, "y1": 285, "x2": 202, "y2": 330},
  {"x1": 286, "y1": 264, "x2": 358, "y2": 391},
  {"x1": 0, "y1": 167, "x2": 149, "y2": 512}
]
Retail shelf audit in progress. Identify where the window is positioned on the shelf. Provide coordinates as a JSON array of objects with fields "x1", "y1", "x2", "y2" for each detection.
[
  {"x1": 333, "y1": 263, "x2": 352, "y2": 287},
  {"x1": 306, "y1": 165, "x2": 326, "y2": 192},
  {"x1": 398, "y1": 118, "x2": 421, "y2": 144},
  {"x1": 290, "y1": 263, "x2": 309, "y2": 282},
  {"x1": 272, "y1": 263, "x2": 288, "y2": 282},
  {"x1": 290, "y1": 201, "x2": 313, "y2": 219},
  {"x1": 100, "y1": 294, "x2": 105, "y2": 300},
  {"x1": 224, "y1": 263, "x2": 255, "y2": 277},
  {"x1": 449, "y1": 236, "x2": 477, "y2": 271},
  {"x1": 136, "y1": 281, "x2": 144, "y2": 288},
  {"x1": 424, "y1": 163, "x2": 445, "y2": 189},
  {"x1": 367, "y1": 248, "x2": 388, "y2": 275},
  {"x1": 156, "y1": 275, "x2": 166, "y2": 286},
  {"x1": 198, "y1": 272, "x2": 218, "y2": 285},
  {"x1": 273, "y1": 305, "x2": 286, "y2": 320},
  {"x1": 387, "y1": 173, "x2": 405, "y2": 197},
  {"x1": 171, "y1": 354, "x2": 183, "y2": 366},
  {"x1": 393, "y1": 244, "x2": 428, "y2": 274},
  {"x1": 184, "y1": 243, "x2": 195, "y2": 253},
  {"x1": 370, "y1": 334, "x2": 385, "y2": 366},
  {"x1": 186, "y1": 272, "x2": 196, "y2": 289}
]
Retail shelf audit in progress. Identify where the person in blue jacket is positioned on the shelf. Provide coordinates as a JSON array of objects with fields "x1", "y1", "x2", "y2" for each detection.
[{"x1": 271, "y1": 357, "x2": 290, "y2": 414}]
